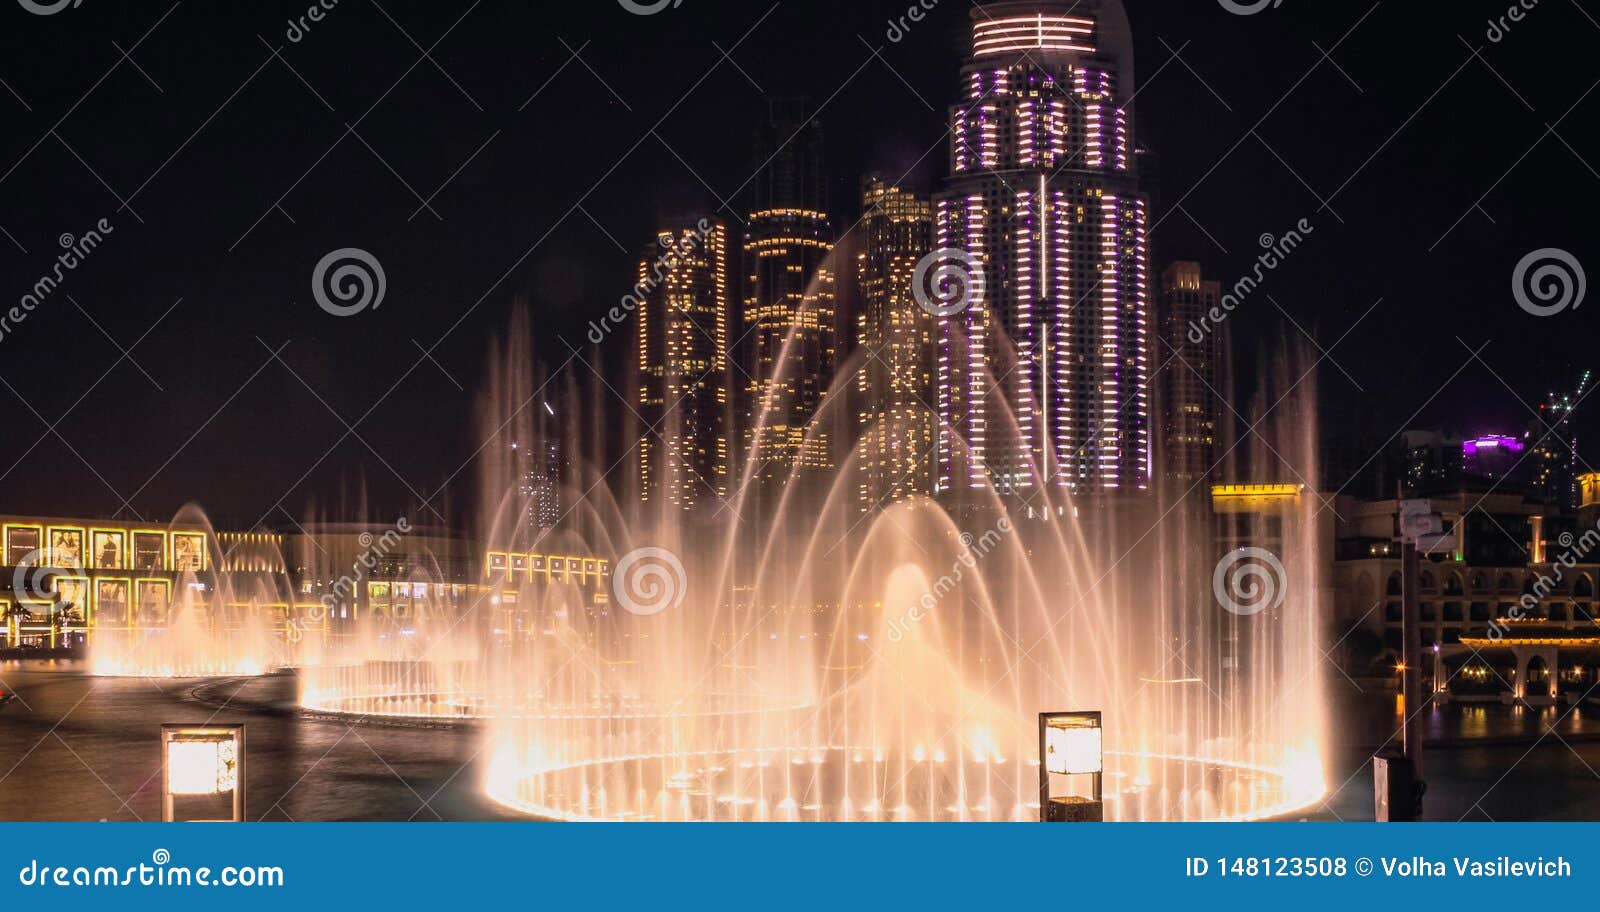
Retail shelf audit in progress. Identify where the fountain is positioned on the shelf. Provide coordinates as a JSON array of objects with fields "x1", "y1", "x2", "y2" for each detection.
[
  {"x1": 468, "y1": 303, "x2": 1335, "y2": 820},
  {"x1": 89, "y1": 506, "x2": 286, "y2": 678},
  {"x1": 288, "y1": 290, "x2": 1329, "y2": 821}
]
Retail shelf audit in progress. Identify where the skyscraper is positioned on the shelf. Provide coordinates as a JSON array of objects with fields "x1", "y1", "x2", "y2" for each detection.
[
  {"x1": 1530, "y1": 371, "x2": 1590, "y2": 509},
  {"x1": 742, "y1": 99, "x2": 837, "y2": 500},
  {"x1": 934, "y1": 0, "x2": 1150, "y2": 504},
  {"x1": 856, "y1": 175, "x2": 935, "y2": 512},
  {"x1": 635, "y1": 219, "x2": 732, "y2": 515},
  {"x1": 514, "y1": 404, "x2": 563, "y2": 534},
  {"x1": 1157, "y1": 262, "x2": 1222, "y2": 486}
]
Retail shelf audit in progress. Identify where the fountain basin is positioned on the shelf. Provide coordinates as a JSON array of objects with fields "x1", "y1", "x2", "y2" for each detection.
[{"x1": 486, "y1": 745, "x2": 1325, "y2": 823}]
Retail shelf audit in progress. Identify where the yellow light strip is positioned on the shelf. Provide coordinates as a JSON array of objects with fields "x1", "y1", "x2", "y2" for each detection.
[{"x1": 1211, "y1": 484, "x2": 1305, "y2": 498}]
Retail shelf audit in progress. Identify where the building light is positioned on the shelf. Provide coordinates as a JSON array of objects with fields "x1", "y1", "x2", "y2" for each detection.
[{"x1": 1211, "y1": 484, "x2": 1305, "y2": 498}]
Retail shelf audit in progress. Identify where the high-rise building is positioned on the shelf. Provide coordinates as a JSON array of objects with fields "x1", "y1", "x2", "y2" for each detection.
[
  {"x1": 514, "y1": 410, "x2": 563, "y2": 534},
  {"x1": 934, "y1": 0, "x2": 1150, "y2": 504},
  {"x1": 1462, "y1": 434, "x2": 1528, "y2": 483},
  {"x1": 1157, "y1": 262, "x2": 1221, "y2": 486},
  {"x1": 742, "y1": 99, "x2": 837, "y2": 499},
  {"x1": 1398, "y1": 429, "x2": 1463, "y2": 496},
  {"x1": 635, "y1": 219, "x2": 732, "y2": 514},
  {"x1": 856, "y1": 175, "x2": 935, "y2": 512},
  {"x1": 1530, "y1": 371, "x2": 1590, "y2": 509}
]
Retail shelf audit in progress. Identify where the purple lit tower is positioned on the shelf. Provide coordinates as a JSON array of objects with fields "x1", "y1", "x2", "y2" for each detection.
[
  {"x1": 1462, "y1": 434, "x2": 1527, "y2": 482},
  {"x1": 933, "y1": 0, "x2": 1150, "y2": 505}
]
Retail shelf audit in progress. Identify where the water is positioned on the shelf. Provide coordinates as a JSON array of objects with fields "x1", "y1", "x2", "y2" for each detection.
[
  {"x1": 466, "y1": 306, "x2": 1328, "y2": 821},
  {"x1": 8, "y1": 664, "x2": 1588, "y2": 821},
  {"x1": 96, "y1": 300, "x2": 1331, "y2": 822},
  {"x1": 0, "y1": 665, "x2": 507, "y2": 821},
  {"x1": 89, "y1": 506, "x2": 284, "y2": 679}
]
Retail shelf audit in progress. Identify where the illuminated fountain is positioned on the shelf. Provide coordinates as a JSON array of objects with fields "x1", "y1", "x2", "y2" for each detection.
[
  {"x1": 90, "y1": 506, "x2": 286, "y2": 678},
  {"x1": 478, "y1": 484, "x2": 1327, "y2": 821},
  {"x1": 294, "y1": 299, "x2": 1329, "y2": 820},
  {"x1": 296, "y1": 563, "x2": 486, "y2": 717},
  {"x1": 480, "y1": 306, "x2": 1328, "y2": 821}
]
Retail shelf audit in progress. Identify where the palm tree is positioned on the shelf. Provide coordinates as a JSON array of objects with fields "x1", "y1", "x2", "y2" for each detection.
[
  {"x1": 0, "y1": 603, "x2": 34, "y2": 647},
  {"x1": 50, "y1": 605, "x2": 83, "y2": 649}
]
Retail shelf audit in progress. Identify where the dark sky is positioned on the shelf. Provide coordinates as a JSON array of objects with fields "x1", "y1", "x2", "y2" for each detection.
[{"x1": 0, "y1": 0, "x2": 1595, "y2": 525}]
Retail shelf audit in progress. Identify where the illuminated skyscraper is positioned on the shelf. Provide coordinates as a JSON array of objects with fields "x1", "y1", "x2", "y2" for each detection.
[
  {"x1": 743, "y1": 99, "x2": 837, "y2": 498},
  {"x1": 514, "y1": 404, "x2": 563, "y2": 534},
  {"x1": 856, "y1": 175, "x2": 935, "y2": 512},
  {"x1": 934, "y1": 0, "x2": 1150, "y2": 503},
  {"x1": 635, "y1": 219, "x2": 732, "y2": 514},
  {"x1": 1530, "y1": 371, "x2": 1590, "y2": 509},
  {"x1": 1157, "y1": 262, "x2": 1222, "y2": 486}
]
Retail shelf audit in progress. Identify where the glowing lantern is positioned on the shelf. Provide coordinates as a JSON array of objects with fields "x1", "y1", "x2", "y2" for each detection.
[
  {"x1": 161, "y1": 725, "x2": 245, "y2": 822},
  {"x1": 1038, "y1": 711, "x2": 1102, "y2": 822}
]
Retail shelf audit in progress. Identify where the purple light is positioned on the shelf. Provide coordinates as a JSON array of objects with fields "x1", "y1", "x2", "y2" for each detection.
[{"x1": 1462, "y1": 435, "x2": 1525, "y2": 456}]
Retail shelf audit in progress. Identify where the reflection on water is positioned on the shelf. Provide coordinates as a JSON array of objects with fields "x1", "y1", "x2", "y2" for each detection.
[
  {"x1": 1316, "y1": 701, "x2": 1600, "y2": 821},
  {"x1": 0, "y1": 664, "x2": 509, "y2": 822},
  {"x1": 1422, "y1": 703, "x2": 1600, "y2": 742}
]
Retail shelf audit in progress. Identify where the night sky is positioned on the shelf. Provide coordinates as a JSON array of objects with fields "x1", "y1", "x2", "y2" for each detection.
[{"x1": 0, "y1": 0, "x2": 1594, "y2": 525}]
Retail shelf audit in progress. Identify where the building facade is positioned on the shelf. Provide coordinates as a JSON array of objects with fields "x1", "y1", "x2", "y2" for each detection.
[
  {"x1": 514, "y1": 425, "x2": 563, "y2": 535},
  {"x1": 1461, "y1": 434, "x2": 1527, "y2": 483},
  {"x1": 742, "y1": 99, "x2": 837, "y2": 502},
  {"x1": 0, "y1": 515, "x2": 211, "y2": 647},
  {"x1": 855, "y1": 175, "x2": 935, "y2": 512},
  {"x1": 635, "y1": 219, "x2": 733, "y2": 515},
  {"x1": 934, "y1": 0, "x2": 1151, "y2": 503},
  {"x1": 1330, "y1": 479, "x2": 1600, "y2": 702},
  {"x1": 1157, "y1": 261, "x2": 1222, "y2": 486},
  {"x1": 1529, "y1": 371, "x2": 1590, "y2": 509},
  {"x1": 0, "y1": 512, "x2": 614, "y2": 653}
]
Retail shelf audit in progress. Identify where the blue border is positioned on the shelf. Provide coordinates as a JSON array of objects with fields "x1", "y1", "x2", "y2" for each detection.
[{"x1": 0, "y1": 823, "x2": 1593, "y2": 909}]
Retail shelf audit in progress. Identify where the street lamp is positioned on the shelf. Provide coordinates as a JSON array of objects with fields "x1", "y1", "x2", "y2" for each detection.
[
  {"x1": 161, "y1": 724, "x2": 245, "y2": 822},
  {"x1": 1038, "y1": 711, "x2": 1103, "y2": 822}
]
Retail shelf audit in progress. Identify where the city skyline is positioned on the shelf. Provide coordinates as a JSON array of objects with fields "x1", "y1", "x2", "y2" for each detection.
[
  {"x1": 0, "y1": 1, "x2": 1592, "y2": 523},
  {"x1": 7, "y1": 0, "x2": 1600, "y2": 837}
]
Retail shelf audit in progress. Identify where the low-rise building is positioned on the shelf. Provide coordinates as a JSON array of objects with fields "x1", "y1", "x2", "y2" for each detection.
[{"x1": 1, "y1": 514, "x2": 212, "y2": 647}]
